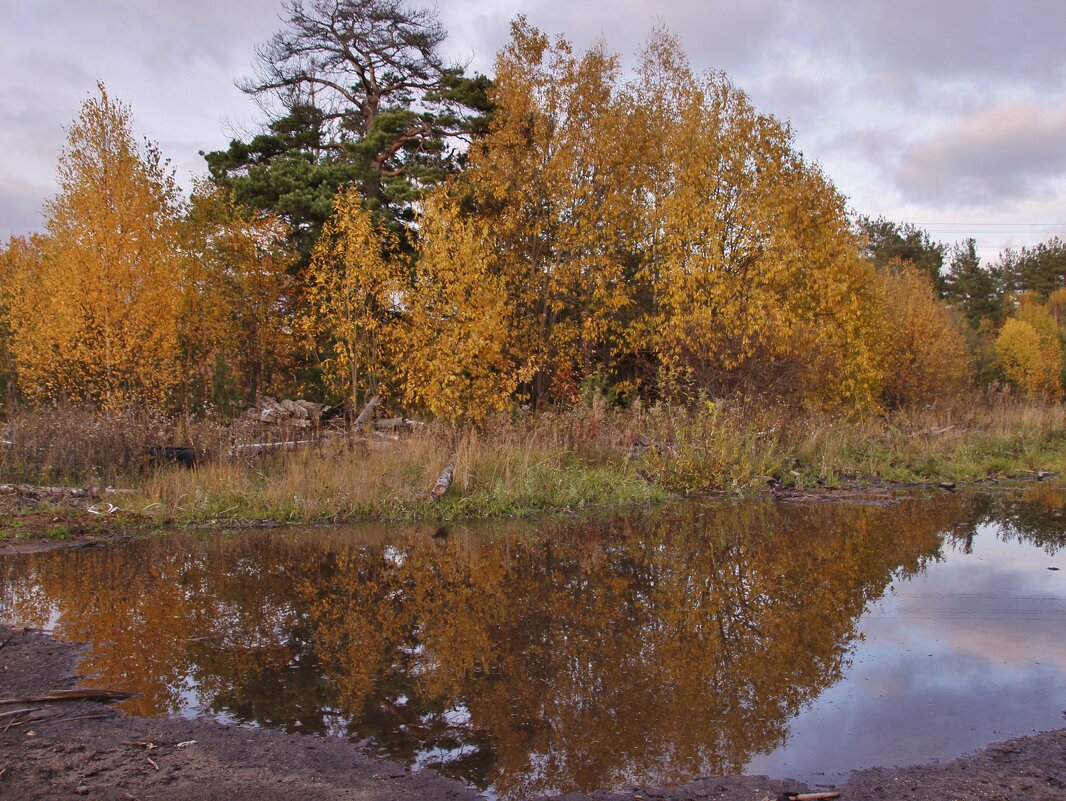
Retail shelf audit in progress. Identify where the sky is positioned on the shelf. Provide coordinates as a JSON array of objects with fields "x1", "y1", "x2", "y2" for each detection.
[{"x1": 2, "y1": 0, "x2": 1065, "y2": 263}]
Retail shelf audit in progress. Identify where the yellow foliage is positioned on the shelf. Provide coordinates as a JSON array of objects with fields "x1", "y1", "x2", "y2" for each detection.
[
  {"x1": 6, "y1": 85, "x2": 182, "y2": 408},
  {"x1": 458, "y1": 22, "x2": 882, "y2": 407},
  {"x1": 995, "y1": 317, "x2": 1063, "y2": 400},
  {"x1": 181, "y1": 185, "x2": 297, "y2": 408},
  {"x1": 1047, "y1": 287, "x2": 1066, "y2": 330},
  {"x1": 464, "y1": 19, "x2": 642, "y2": 402},
  {"x1": 873, "y1": 266, "x2": 973, "y2": 406},
  {"x1": 397, "y1": 191, "x2": 529, "y2": 423},
  {"x1": 649, "y1": 67, "x2": 880, "y2": 405},
  {"x1": 302, "y1": 187, "x2": 401, "y2": 406},
  {"x1": 0, "y1": 236, "x2": 38, "y2": 400},
  {"x1": 1016, "y1": 293, "x2": 1062, "y2": 341}
]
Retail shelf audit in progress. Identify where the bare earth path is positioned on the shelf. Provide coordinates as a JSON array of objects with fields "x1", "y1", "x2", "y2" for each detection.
[{"x1": 0, "y1": 626, "x2": 1063, "y2": 801}]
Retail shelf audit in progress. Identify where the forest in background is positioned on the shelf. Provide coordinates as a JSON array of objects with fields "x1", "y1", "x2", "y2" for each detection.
[{"x1": 1, "y1": 2, "x2": 1065, "y2": 424}]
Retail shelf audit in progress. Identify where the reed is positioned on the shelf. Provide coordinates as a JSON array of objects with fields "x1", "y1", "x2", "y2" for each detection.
[{"x1": 3, "y1": 393, "x2": 1064, "y2": 526}]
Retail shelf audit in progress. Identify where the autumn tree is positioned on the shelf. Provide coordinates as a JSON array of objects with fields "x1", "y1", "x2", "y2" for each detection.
[
  {"x1": 181, "y1": 186, "x2": 298, "y2": 412},
  {"x1": 873, "y1": 266, "x2": 973, "y2": 406},
  {"x1": 7, "y1": 85, "x2": 183, "y2": 407},
  {"x1": 457, "y1": 21, "x2": 640, "y2": 403},
  {"x1": 995, "y1": 302, "x2": 1063, "y2": 400},
  {"x1": 438, "y1": 22, "x2": 887, "y2": 407},
  {"x1": 396, "y1": 191, "x2": 527, "y2": 422},
  {"x1": 1047, "y1": 287, "x2": 1066, "y2": 330},
  {"x1": 0, "y1": 236, "x2": 39, "y2": 407},
  {"x1": 301, "y1": 186, "x2": 401, "y2": 407},
  {"x1": 645, "y1": 60, "x2": 879, "y2": 405}
]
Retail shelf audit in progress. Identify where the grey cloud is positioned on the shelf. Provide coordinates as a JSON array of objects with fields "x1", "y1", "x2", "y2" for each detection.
[
  {"x1": 43, "y1": 0, "x2": 280, "y2": 71},
  {"x1": 0, "y1": 179, "x2": 49, "y2": 241},
  {"x1": 2, "y1": 0, "x2": 1066, "y2": 250},
  {"x1": 440, "y1": 0, "x2": 797, "y2": 75},
  {"x1": 894, "y1": 102, "x2": 1066, "y2": 206},
  {"x1": 811, "y1": 0, "x2": 1066, "y2": 86},
  {"x1": 748, "y1": 71, "x2": 843, "y2": 132},
  {"x1": 826, "y1": 126, "x2": 905, "y2": 169}
]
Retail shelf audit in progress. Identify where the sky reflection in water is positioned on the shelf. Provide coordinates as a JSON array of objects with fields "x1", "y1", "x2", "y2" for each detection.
[{"x1": 1, "y1": 487, "x2": 1063, "y2": 797}]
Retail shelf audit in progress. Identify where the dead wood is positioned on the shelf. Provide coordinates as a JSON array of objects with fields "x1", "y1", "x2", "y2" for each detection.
[
  {"x1": 0, "y1": 706, "x2": 42, "y2": 719},
  {"x1": 354, "y1": 395, "x2": 382, "y2": 427},
  {"x1": 229, "y1": 440, "x2": 314, "y2": 456},
  {"x1": 0, "y1": 689, "x2": 136, "y2": 705},
  {"x1": 430, "y1": 457, "x2": 456, "y2": 501},
  {"x1": 373, "y1": 417, "x2": 425, "y2": 430}
]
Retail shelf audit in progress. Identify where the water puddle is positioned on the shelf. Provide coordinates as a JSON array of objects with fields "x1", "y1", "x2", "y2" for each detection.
[{"x1": 1, "y1": 486, "x2": 1064, "y2": 798}]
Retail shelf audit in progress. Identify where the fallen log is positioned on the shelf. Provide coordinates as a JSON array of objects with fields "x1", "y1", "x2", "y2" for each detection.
[
  {"x1": 0, "y1": 688, "x2": 136, "y2": 705},
  {"x1": 430, "y1": 457, "x2": 456, "y2": 501},
  {"x1": 229, "y1": 440, "x2": 314, "y2": 456},
  {"x1": 373, "y1": 416, "x2": 425, "y2": 430},
  {"x1": 354, "y1": 395, "x2": 382, "y2": 427}
]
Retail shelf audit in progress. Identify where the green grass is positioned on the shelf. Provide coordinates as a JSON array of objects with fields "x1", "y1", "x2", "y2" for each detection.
[{"x1": 4, "y1": 397, "x2": 1066, "y2": 528}]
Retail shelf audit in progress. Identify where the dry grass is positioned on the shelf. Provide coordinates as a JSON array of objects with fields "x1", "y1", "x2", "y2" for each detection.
[
  {"x1": 1, "y1": 406, "x2": 198, "y2": 486},
  {"x1": 3, "y1": 393, "x2": 1065, "y2": 525},
  {"x1": 641, "y1": 391, "x2": 1066, "y2": 491},
  {"x1": 134, "y1": 399, "x2": 660, "y2": 523}
]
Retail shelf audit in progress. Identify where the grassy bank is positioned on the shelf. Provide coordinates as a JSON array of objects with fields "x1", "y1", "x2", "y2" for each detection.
[{"x1": 2, "y1": 395, "x2": 1065, "y2": 529}]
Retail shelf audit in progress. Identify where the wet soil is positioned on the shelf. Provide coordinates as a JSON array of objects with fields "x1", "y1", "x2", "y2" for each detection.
[
  {"x1": 0, "y1": 625, "x2": 481, "y2": 801},
  {"x1": 0, "y1": 477, "x2": 1023, "y2": 557},
  {"x1": 1, "y1": 626, "x2": 1063, "y2": 801},
  {"x1": 0, "y1": 489, "x2": 149, "y2": 556}
]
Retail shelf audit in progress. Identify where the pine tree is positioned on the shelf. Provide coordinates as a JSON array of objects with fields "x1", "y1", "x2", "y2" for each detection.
[{"x1": 942, "y1": 239, "x2": 1001, "y2": 325}]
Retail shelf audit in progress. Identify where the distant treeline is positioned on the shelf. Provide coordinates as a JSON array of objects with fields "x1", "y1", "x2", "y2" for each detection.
[{"x1": 1, "y1": 1, "x2": 1064, "y2": 420}]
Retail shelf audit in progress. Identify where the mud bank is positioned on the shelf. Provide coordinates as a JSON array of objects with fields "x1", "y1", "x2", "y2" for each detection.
[{"x1": 0, "y1": 626, "x2": 1063, "y2": 800}]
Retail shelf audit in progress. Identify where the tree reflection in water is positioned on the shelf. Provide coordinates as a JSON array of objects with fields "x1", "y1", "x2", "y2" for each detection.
[{"x1": 4, "y1": 492, "x2": 1043, "y2": 798}]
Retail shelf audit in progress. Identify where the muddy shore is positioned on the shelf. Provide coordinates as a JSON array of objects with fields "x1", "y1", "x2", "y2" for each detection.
[{"x1": 0, "y1": 625, "x2": 1063, "y2": 800}]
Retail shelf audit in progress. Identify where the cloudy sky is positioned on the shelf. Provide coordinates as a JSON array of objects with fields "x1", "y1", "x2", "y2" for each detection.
[{"x1": 2, "y1": 0, "x2": 1065, "y2": 261}]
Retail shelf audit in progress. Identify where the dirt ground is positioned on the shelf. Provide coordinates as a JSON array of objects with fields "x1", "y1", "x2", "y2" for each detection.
[{"x1": 0, "y1": 626, "x2": 1063, "y2": 801}]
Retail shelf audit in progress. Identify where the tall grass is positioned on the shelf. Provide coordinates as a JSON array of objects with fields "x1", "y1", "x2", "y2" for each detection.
[
  {"x1": 640, "y1": 392, "x2": 1066, "y2": 491},
  {"x1": 3, "y1": 393, "x2": 1065, "y2": 525},
  {"x1": 136, "y1": 400, "x2": 660, "y2": 523}
]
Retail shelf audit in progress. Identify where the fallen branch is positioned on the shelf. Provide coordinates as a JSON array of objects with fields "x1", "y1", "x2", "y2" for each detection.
[
  {"x1": 2, "y1": 714, "x2": 52, "y2": 732},
  {"x1": 0, "y1": 706, "x2": 42, "y2": 719},
  {"x1": 229, "y1": 440, "x2": 314, "y2": 457},
  {"x1": 909, "y1": 425, "x2": 956, "y2": 438},
  {"x1": 373, "y1": 416, "x2": 425, "y2": 430},
  {"x1": 430, "y1": 457, "x2": 456, "y2": 501},
  {"x1": 354, "y1": 395, "x2": 382, "y2": 427},
  {"x1": 60, "y1": 712, "x2": 113, "y2": 723},
  {"x1": 0, "y1": 689, "x2": 136, "y2": 705}
]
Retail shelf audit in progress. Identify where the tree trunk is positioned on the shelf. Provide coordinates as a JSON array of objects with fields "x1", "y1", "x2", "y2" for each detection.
[
  {"x1": 354, "y1": 394, "x2": 381, "y2": 427},
  {"x1": 430, "y1": 457, "x2": 456, "y2": 501}
]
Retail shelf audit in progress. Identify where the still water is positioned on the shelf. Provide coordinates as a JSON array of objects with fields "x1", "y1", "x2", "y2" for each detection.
[{"x1": 1, "y1": 487, "x2": 1064, "y2": 798}]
